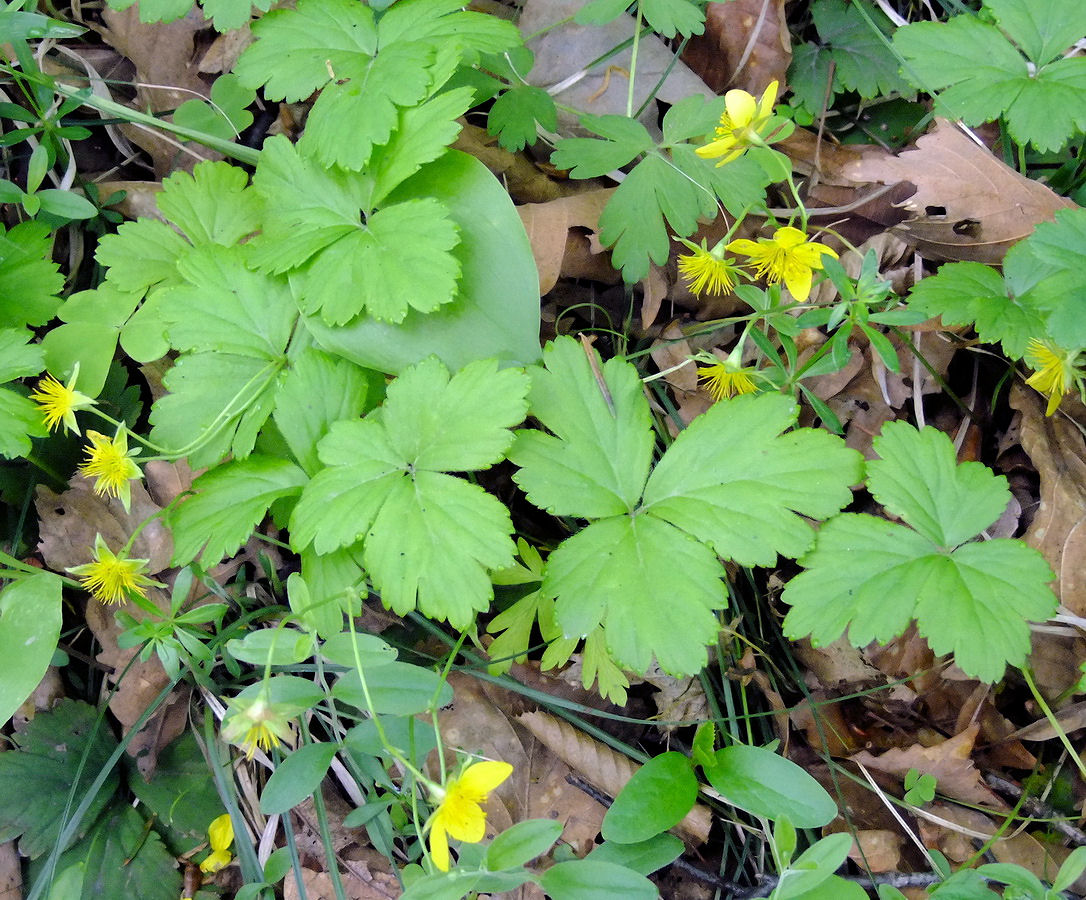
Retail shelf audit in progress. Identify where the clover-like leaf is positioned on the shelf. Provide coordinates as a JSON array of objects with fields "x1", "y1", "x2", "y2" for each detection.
[
  {"x1": 783, "y1": 422, "x2": 1056, "y2": 682},
  {"x1": 487, "y1": 84, "x2": 558, "y2": 152},
  {"x1": 290, "y1": 356, "x2": 529, "y2": 627}
]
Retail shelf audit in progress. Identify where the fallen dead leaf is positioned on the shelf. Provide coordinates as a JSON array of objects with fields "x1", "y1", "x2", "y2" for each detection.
[
  {"x1": 841, "y1": 120, "x2": 1075, "y2": 263},
  {"x1": 1013, "y1": 384, "x2": 1086, "y2": 619},
  {"x1": 850, "y1": 724, "x2": 1006, "y2": 809},
  {"x1": 519, "y1": 0, "x2": 714, "y2": 133},
  {"x1": 845, "y1": 828, "x2": 903, "y2": 873},
  {"x1": 516, "y1": 191, "x2": 616, "y2": 294},
  {"x1": 0, "y1": 841, "x2": 18, "y2": 900},
  {"x1": 682, "y1": 0, "x2": 791, "y2": 94}
]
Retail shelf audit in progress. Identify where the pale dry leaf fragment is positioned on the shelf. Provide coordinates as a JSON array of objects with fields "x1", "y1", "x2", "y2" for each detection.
[
  {"x1": 454, "y1": 123, "x2": 584, "y2": 203},
  {"x1": 638, "y1": 662, "x2": 709, "y2": 731},
  {"x1": 0, "y1": 840, "x2": 20, "y2": 900},
  {"x1": 93, "y1": 180, "x2": 164, "y2": 221},
  {"x1": 516, "y1": 709, "x2": 712, "y2": 845},
  {"x1": 682, "y1": 0, "x2": 792, "y2": 94},
  {"x1": 843, "y1": 119, "x2": 1074, "y2": 263},
  {"x1": 519, "y1": 0, "x2": 714, "y2": 132},
  {"x1": 850, "y1": 724, "x2": 1006, "y2": 809},
  {"x1": 1012, "y1": 384, "x2": 1086, "y2": 618},
  {"x1": 648, "y1": 323, "x2": 710, "y2": 428},
  {"x1": 1009, "y1": 699, "x2": 1086, "y2": 743},
  {"x1": 845, "y1": 828, "x2": 903, "y2": 873}
]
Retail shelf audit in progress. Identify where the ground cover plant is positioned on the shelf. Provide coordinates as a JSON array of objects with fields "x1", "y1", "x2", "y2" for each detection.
[{"x1": 2, "y1": 0, "x2": 1086, "y2": 898}]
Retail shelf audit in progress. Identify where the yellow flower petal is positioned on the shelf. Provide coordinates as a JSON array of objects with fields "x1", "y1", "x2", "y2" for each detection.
[
  {"x1": 429, "y1": 819, "x2": 451, "y2": 871},
  {"x1": 66, "y1": 534, "x2": 156, "y2": 605},
  {"x1": 200, "y1": 849, "x2": 232, "y2": 874},
  {"x1": 727, "y1": 227, "x2": 836, "y2": 301},
  {"x1": 698, "y1": 360, "x2": 759, "y2": 401},
  {"x1": 773, "y1": 226, "x2": 808, "y2": 249},
  {"x1": 78, "y1": 428, "x2": 143, "y2": 512},
  {"x1": 427, "y1": 760, "x2": 512, "y2": 870},
  {"x1": 724, "y1": 88, "x2": 757, "y2": 127},
  {"x1": 677, "y1": 242, "x2": 740, "y2": 297},
  {"x1": 28, "y1": 364, "x2": 96, "y2": 435},
  {"x1": 1025, "y1": 338, "x2": 1076, "y2": 416},
  {"x1": 457, "y1": 760, "x2": 514, "y2": 796},
  {"x1": 208, "y1": 814, "x2": 234, "y2": 852}
]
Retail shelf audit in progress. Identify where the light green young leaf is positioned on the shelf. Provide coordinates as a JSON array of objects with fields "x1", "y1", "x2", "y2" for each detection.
[
  {"x1": 96, "y1": 219, "x2": 190, "y2": 297},
  {"x1": 551, "y1": 115, "x2": 654, "y2": 178},
  {"x1": 866, "y1": 422, "x2": 1011, "y2": 547},
  {"x1": 783, "y1": 424, "x2": 1057, "y2": 682},
  {"x1": 0, "y1": 221, "x2": 63, "y2": 328},
  {"x1": 105, "y1": 0, "x2": 191, "y2": 24},
  {"x1": 160, "y1": 245, "x2": 297, "y2": 357},
  {"x1": 510, "y1": 336, "x2": 653, "y2": 518},
  {"x1": 376, "y1": 0, "x2": 520, "y2": 54},
  {"x1": 642, "y1": 392, "x2": 862, "y2": 566},
  {"x1": 894, "y1": 8, "x2": 1086, "y2": 151},
  {"x1": 544, "y1": 514, "x2": 726, "y2": 674},
  {"x1": 575, "y1": 0, "x2": 632, "y2": 26},
  {"x1": 487, "y1": 84, "x2": 558, "y2": 152},
  {"x1": 290, "y1": 357, "x2": 529, "y2": 627},
  {"x1": 366, "y1": 87, "x2": 474, "y2": 206},
  {"x1": 272, "y1": 348, "x2": 373, "y2": 476},
  {"x1": 168, "y1": 456, "x2": 307, "y2": 566},
  {"x1": 0, "y1": 574, "x2": 62, "y2": 728},
  {"x1": 984, "y1": 0, "x2": 1086, "y2": 67},
  {"x1": 234, "y1": 0, "x2": 377, "y2": 103},
  {"x1": 0, "y1": 329, "x2": 46, "y2": 458},
  {"x1": 172, "y1": 74, "x2": 256, "y2": 142},
  {"x1": 149, "y1": 353, "x2": 281, "y2": 468},
  {"x1": 299, "y1": 546, "x2": 365, "y2": 637}
]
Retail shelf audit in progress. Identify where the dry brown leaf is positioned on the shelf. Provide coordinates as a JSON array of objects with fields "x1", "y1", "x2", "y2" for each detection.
[
  {"x1": 0, "y1": 841, "x2": 19, "y2": 900},
  {"x1": 682, "y1": 0, "x2": 791, "y2": 94},
  {"x1": 36, "y1": 476, "x2": 173, "y2": 574},
  {"x1": 841, "y1": 120, "x2": 1074, "y2": 263},
  {"x1": 284, "y1": 867, "x2": 399, "y2": 900},
  {"x1": 516, "y1": 192, "x2": 615, "y2": 294},
  {"x1": 516, "y1": 708, "x2": 712, "y2": 845},
  {"x1": 649, "y1": 323, "x2": 711, "y2": 428},
  {"x1": 638, "y1": 663, "x2": 709, "y2": 731},
  {"x1": 94, "y1": 180, "x2": 164, "y2": 221},
  {"x1": 453, "y1": 124, "x2": 586, "y2": 204},
  {"x1": 1013, "y1": 384, "x2": 1086, "y2": 618},
  {"x1": 638, "y1": 264, "x2": 668, "y2": 331},
  {"x1": 850, "y1": 724, "x2": 1006, "y2": 809},
  {"x1": 519, "y1": 0, "x2": 714, "y2": 131},
  {"x1": 1010, "y1": 700, "x2": 1086, "y2": 743},
  {"x1": 845, "y1": 828, "x2": 902, "y2": 873}
]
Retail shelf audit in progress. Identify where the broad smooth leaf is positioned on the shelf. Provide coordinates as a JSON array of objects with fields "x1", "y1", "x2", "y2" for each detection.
[
  {"x1": 585, "y1": 834, "x2": 684, "y2": 875},
  {"x1": 333, "y1": 662, "x2": 453, "y2": 715},
  {"x1": 0, "y1": 574, "x2": 62, "y2": 728},
  {"x1": 484, "y1": 818, "x2": 563, "y2": 870},
  {"x1": 260, "y1": 742, "x2": 338, "y2": 814},
  {"x1": 539, "y1": 859, "x2": 657, "y2": 900},
  {"x1": 304, "y1": 150, "x2": 543, "y2": 373},
  {"x1": 601, "y1": 752, "x2": 697, "y2": 843},
  {"x1": 704, "y1": 744, "x2": 837, "y2": 827}
]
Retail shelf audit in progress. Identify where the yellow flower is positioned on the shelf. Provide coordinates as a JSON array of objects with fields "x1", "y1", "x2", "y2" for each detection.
[
  {"x1": 1025, "y1": 338, "x2": 1080, "y2": 416},
  {"x1": 78, "y1": 427, "x2": 142, "y2": 512},
  {"x1": 29, "y1": 363, "x2": 96, "y2": 435},
  {"x1": 221, "y1": 693, "x2": 296, "y2": 760},
  {"x1": 696, "y1": 81, "x2": 779, "y2": 166},
  {"x1": 726, "y1": 226, "x2": 837, "y2": 301},
  {"x1": 698, "y1": 358, "x2": 759, "y2": 401},
  {"x1": 428, "y1": 760, "x2": 513, "y2": 871},
  {"x1": 199, "y1": 813, "x2": 234, "y2": 874},
  {"x1": 677, "y1": 238, "x2": 743, "y2": 297},
  {"x1": 66, "y1": 534, "x2": 157, "y2": 605}
]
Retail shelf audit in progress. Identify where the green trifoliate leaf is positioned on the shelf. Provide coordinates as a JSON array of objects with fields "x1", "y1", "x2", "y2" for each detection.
[
  {"x1": 510, "y1": 335, "x2": 653, "y2": 518},
  {"x1": 169, "y1": 456, "x2": 307, "y2": 566},
  {"x1": 906, "y1": 259, "x2": 1046, "y2": 359},
  {"x1": 551, "y1": 115, "x2": 655, "y2": 179},
  {"x1": 894, "y1": 7, "x2": 1086, "y2": 152},
  {"x1": 200, "y1": 0, "x2": 274, "y2": 32},
  {"x1": 251, "y1": 137, "x2": 461, "y2": 325},
  {"x1": 598, "y1": 154, "x2": 705, "y2": 282},
  {"x1": 172, "y1": 74, "x2": 256, "y2": 142},
  {"x1": 104, "y1": 0, "x2": 191, "y2": 24},
  {"x1": 783, "y1": 422, "x2": 1057, "y2": 682},
  {"x1": 97, "y1": 161, "x2": 260, "y2": 298},
  {"x1": 0, "y1": 221, "x2": 63, "y2": 328},
  {"x1": 642, "y1": 392, "x2": 863, "y2": 566},
  {"x1": 544, "y1": 514, "x2": 727, "y2": 674},
  {"x1": 788, "y1": 0, "x2": 910, "y2": 115},
  {"x1": 487, "y1": 85, "x2": 558, "y2": 152},
  {"x1": 290, "y1": 357, "x2": 529, "y2": 627},
  {"x1": 272, "y1": 348, "x2": 373, "y2": 476},
  {"x1": 511, "y1": 337, "x2": 861, "y2": 675},
  {"x1": 867, "y1": 422, "x2": 1011, "y2": 547},
  {"x1": 149, "y1": 353, "x2": 281, "y2": 468},
  {"x1": 159, "y1": 245, "x2": 297, "y2": 358}
]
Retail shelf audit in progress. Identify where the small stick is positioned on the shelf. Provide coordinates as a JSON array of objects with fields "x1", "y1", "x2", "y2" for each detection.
[{"x1": 579, "y1": 333, "x2": 616, "y2": 417}]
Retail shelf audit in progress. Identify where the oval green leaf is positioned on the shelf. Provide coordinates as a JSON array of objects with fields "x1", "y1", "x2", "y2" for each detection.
[
  {"x1": 704, "y1": 744, "x2": 836, "y2": 827},
  {"x1": 227, "y1": 627, "x2": 314, "y2": 665},
  {"x1": 586, "y1": 833, "x2": 684, "y2": 875},
  {"x1": 484, "y1": 818, "x2": 563, "y2": 870},
  {"x1": 260, "y1": 742, "x2": 338, "y2": 815},
  {"x1": 601, "y1": 751, "x2": 697, "y2": 844},
  {"x1": 333, "y1": 662, "x2": 453, "y2": 715},
  {"x1": 539, "y1": 860, "x2": 657, "y2": 900},
  {"x1": 0, "y1": 573, "x2": 62, "y2": 728},
  {"x1": 318, "y1": 631, "x2": 398, "y2": 669}
]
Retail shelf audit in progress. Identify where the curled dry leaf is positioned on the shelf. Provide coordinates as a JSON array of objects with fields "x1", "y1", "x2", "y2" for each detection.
[
  {"x1": 850, "y1": 724, "x2": 1006, "y2": 809},
  {"x1": 1013, "y1": 383, "x2": 1086, "y2": 619},
  {"x1": 837, "y1": 119, "x2": 1074, "y2": 264},
  {"x1": 516, "y1": 708, "x2": 712, "y2": 845},
  {"x1": 682, "y1": 0, "x2": 792, "y2": 94},
  {"x1": 517, "y1": 191, "x2": 618, "y2": 294},
  {"x1": 519, "y1": 0, "x2": 714, "y2": 132}
]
